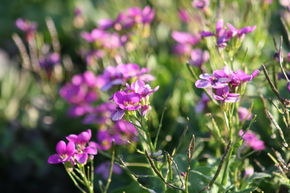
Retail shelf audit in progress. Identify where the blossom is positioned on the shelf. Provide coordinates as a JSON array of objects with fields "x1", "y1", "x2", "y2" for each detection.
[
  {"x1": 213, "y1": 86, "x2": 240, "y2": 103},
  {"x1": 178, "y1": 9, "x2": 190, "y2": 23},
  {"x1": 39, "y1": 53, "x2": 60, "y2": 73},
  {"x1": 125, "y1": 80, "x2": 159, "y2": 98},
  {"x1": 172, "y1": 31, "x2": 201, "y2": 45},
  {"x1": 15, "y1": 18, "x2": 37, "y2": 41},
  {"x1": 113, "y1": 91, "x2": 141, "y2": 111},
  {"x1": 66, "y1": 129, "x2": 98, "y2": 164},
  {"x1": 189, "y1": 49, "x2": 210, "y2": 67},
  {"x1": 192, "y1": 0, "x2": 210, "y2": 9},
  {"x1": 98, "y1": 64, "x2": 154, "y2": 91},
  {"x1": 60, "y1": 71, "x2": 99, "y2": 105},
  {"x1": 244, "y1": 167, "x2": 254, "y2": 177},
  {"x1": 239, "y1": 130, "x2": 265, "y2": 151},
  {"x1": 238, "y1": 107, "x2": 252, "y2": 121},
  {"x1": 96, "y1": 130, "x2": 113, "y2": 151},
  {"x1": 195, "y1": 66, "x2": 259, "y2": 103},
  {"x1": 195, "y1": 92, "x2": 210, "y2": 113},
  {"x1": 48, "y1": 140, "x2": 75, "y2": 164},
  {"x1": 83, "y1": 103, "x2": 116, "y2": 125},
  {"x1": 201, "y1": 19, "x2": 256, "y2": 48},
  {"x1": 95, "y1": 161, "x2": 122, "y2": 179}
]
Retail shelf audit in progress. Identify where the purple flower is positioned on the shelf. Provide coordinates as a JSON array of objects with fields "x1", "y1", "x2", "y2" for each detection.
[
  {"x1": 141, "y1": 6, "x2": 155, "y2": 24},
  {"x1": 195, "y1": 92, "x2": 210, "y2": 113},
  {"x1": 113, "y1": 91, "x2": 141, "y2": 111},
  {"x1": 172, "y1": 44, "x2": 192, "y2": 55},
  {"x1": 81, "y1": 29, "x2": 106, "y2": 43},
  {"x1": 15, "y1": 18, "x2": 37, "y2": 41},
  {"x1": 287, "y1": 82, "x2": 290, "y2": 93},
  {"x1": 189, "y1": 49, "x2": 210, "y2": 67},
  {"x1": 239, "y1": 130, "x2": 265, "y2": 151},
  {"x1": 48, "y1": 140, "x2": 75, "y2": 164},
  {"x1": 192, "y1": 0, "x2": 210, "y2": 9},
  {"x1": 238, "y1": 107, "x2": 252, "y2": 121},
  {"x1": 98, "y1": 19, "x2": 115, "y2": 30},
  {"x1": 201, "y1": 19, "x2": 255, "y2": 48},
  {"x1": 60, "y1": 71, "x2": 99, "y2": 105},
  {"x1": 178, "y1": 9, "x2": 190, "y2": 23},
  {"x1": 172, "y1": 31, "x2": 201, "y2": 45},
  {"x1": 96, "y1": 130, "x2": 113, "y2": 151},
  {"x1": 66, "y1": 129, "x2": 98, "y2": 164},
  {"x1": 39, "y1": 53, "x2": 60, "y2": 73},
  {"x1": 213, "y1": 86, "x2": 240, "y2": 103},
  {"x1": 98, "y1": 64, "x2": 154, "y2": 91},
  {"x1": 125, "y1": 80, "x2": 159, "y2": 98},
  {"x1": 95, "y1": 161, "x2": 122, "y2": 179},
  {"x1": 244, "y1": 167, "x2": 254, "y2": 177},
  {"x1": 83, "y1": 103, "x2": 116, "y2": 125}
]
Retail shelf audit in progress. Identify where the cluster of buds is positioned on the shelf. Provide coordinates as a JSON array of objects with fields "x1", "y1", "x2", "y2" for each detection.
[
  {"x1": 195, "y1": 66, "x2": 259, "y2": 103},
  {"x1": 15, "y1": 18, "x2": 37, "y2": 41}
]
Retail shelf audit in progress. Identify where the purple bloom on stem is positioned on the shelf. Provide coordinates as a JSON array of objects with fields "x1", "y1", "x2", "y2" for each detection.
[
  {"x1": 48, "y1": 140, "x2": 75, "y2": 164},
  {"x1": 178, "y1": 9, "x2": 190, "y2": 23},
  {"x1": 239, "y1": 130, "x2": 265, "y2": 151},
  {"x1": 113, "y1": 91, "x2": 141, "y2": 111},
  {"x1": 98, "y1": 19, "x2": 115, "y2": 30},
  {"x1": 192, "y1": 0, "x2": 210, "y2": 9},
  {"x1": 244, "y1": 167, "x2": 254, "y2": 177},
  {"x1": 195, "y1": 92, "x2": 210, "y2": 113},
  {"x1": 83, "y1": 102, "x2": 116, "y2": 125},
  {"x1": 126, "y1": 80, "x2": 159, "y2": 98},
  {"x1": 172, "y1": 44, "x2": 192, "y2": 55},
  {"x1": 201, "y1": 19, "x2": 255, "y2": 48},
  {"x1": 141, "y1": 6, "x2": 155, "y2": 24},
  {"x1": 66, "y1": 129, "x2": 97, "y2": 164},
  {"x1": 39, "y1": 53, "x2": 60, "y2": 73},
  {"x1": 15, "y1": 18, "x2": 37, "y2": 40},
  {"x1": 213, "y1": 86, "x2": 240, "y2": 103},
  {"x1": 189, "y1": 49, "x2": 210, "y2": 67},
  {"x1": 95, "y1": 161, "x2": 122, "y2": 179},
  {"x1": 238, "y1": 107, "x2": 252, "y2": 121},
  {"x1": 172, "y1": 31, "x2": 201, "y2": 45},
  {"x1": 96, "y1": 130, "x2": 113, "y2": 151}
]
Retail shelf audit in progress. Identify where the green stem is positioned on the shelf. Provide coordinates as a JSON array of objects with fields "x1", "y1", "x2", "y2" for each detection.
[
  {"x1": 66, "y1": 168, "x2": 86, "y2": 193},
  {"x1": 103, "y1": 143, "x2": 116, "y2": 193}
]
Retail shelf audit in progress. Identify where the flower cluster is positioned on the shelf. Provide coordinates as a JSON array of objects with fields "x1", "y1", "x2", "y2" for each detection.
[
  {"x1": 201, "y1": 19, "x2": 256, "y2": 48},
  {"x1": 81, "y1": 6, "x2": 154, "y2": 64},
  {"x1": 96, "y1": 120, "x2": 138, "y2": 151},
  {"x1": 195, "y1": 66, "x2": 259, "y2": 103},
  {"x1": 60, "y1": 71, "x2": 101, "y2": 117},
  {"x1": 98, "y1": 63, "x2": 154, "y2": 91},
  {"x1": 112, "y1": 80, "x2": 159, "y2": 120},
  {"x1": 15, "y1": 18, "x2": 37, "y2": 41},
  {"x1": 48, "y1": 129, "x2": 97, "y2": 164},
  {"x1": 239, "y1": 130, "x2": 265, "y2": 151}
]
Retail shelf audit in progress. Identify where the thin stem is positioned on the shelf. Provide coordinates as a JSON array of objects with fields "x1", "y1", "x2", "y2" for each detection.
[
  {"x1": 198, "y1": 141, "x2": 232, "y2": 193},
  {"x1": 66, "y1": 168, "x2": 86, "y2": 193},
  {"x1": 145, "y1": 151, "x2": 185, "y2": 192},
  {"x1": 154, "y1": 106, "x2": 166, "y2": 148},
  {"x1": 103, "y1": 143, "x2": 116, "y2": 193}
]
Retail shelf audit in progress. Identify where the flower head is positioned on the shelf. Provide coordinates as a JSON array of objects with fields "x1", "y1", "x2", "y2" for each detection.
[
  {"x1": 239, "y1": 130, "x2": 265, "y2": 151},
  {"x1": 95, "y1": 161, "x2": 122, "y2": 179},
  {"x1": 48, "y1": 140, "x2": 75, "y2": 164},
  {"x1": 15, "y1": 18, "x2": 37, "y2": 41}
]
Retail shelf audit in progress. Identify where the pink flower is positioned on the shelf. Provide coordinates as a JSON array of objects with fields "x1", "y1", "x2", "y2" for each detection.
[
  {"x1": 48, "y1": 140, "x2": 75, "y2": 164},
  {"x1": 239, "y1": 130, "x2": 265, "y2": 151},
  {"x1": 238, "y1": 107, "x2": 252, "y2": 121}
]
